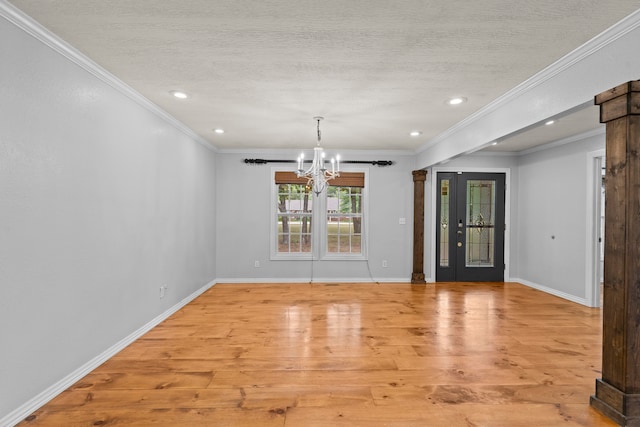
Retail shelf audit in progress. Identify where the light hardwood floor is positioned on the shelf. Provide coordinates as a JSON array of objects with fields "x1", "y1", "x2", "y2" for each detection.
[{"x1": 20, "y1": 282, "x2": 616, "y2": 426}]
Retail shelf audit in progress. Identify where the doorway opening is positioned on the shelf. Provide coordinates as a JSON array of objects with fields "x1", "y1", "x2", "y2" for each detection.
[
  {"x1": 599, "y1": 162, "x2": 605, "y2": 307},
  {"x1": 586, "y1": 150, "x2": 605, "y2": 308}
]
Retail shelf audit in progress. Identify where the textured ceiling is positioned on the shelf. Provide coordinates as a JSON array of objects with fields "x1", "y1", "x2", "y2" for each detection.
[{"x1": 8, "y1": 1, "x2": 639, "y2": 152}]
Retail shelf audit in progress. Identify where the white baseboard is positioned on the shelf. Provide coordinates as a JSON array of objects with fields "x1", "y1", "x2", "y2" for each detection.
[
  {"x1": 0, "y1": 280, "x2": 216, "y2": 427},
  {"x1": 215, "y1": 277, "x2": 411, "y2": 284},
  {"x1": 512, "y1": 278, "x2": 588, "y2": 306}
]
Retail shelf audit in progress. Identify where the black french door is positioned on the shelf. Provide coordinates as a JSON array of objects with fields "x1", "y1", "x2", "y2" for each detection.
[{"x1": 436, "y1": 172, "x2": 506, "y2": 282}]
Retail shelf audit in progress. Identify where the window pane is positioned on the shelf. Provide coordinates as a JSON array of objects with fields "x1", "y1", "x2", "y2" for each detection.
[
  {"x1": 440, "y1": 179, "x2": 450, "y2": 267},
  {"x1": 339, "y1": 235, "x2": 351, "y2": 253},
  {"x1": 277, "y1": 183, "x2": 312, "y2": 253},
  {"x1": 465, "y1": 180, "x2": 495, "y2": 267},
  {"x1": 351, "y1": 234, "x2": 361, "y2": 252},
  {"x1": 327, "y1": 186, "x2": 362, "y2": 254}
]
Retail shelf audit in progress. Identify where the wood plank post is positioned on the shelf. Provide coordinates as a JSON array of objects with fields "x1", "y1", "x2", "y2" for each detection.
[
  {"x1": 591, "y1": 81, "x2": 640, "y2": 426},
  {"x1": 411, "y1": 170, "x2": 427, "y2": 284}
]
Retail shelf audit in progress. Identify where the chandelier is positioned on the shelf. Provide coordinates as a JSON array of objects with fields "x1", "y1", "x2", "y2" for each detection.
[{"x1": 296, "y1": 116, "x2": 340, "y2": 195}]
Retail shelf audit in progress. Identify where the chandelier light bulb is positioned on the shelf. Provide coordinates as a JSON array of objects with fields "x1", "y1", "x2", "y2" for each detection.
[{"x1": 295, "y1": 117, "x2": 341, "y2": 195}]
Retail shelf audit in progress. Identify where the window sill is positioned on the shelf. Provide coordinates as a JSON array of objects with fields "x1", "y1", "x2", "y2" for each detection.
[
  {"x1": 322, "y1": 254, "x2": 367, "y2": 261},
  {"x1": 270, "y1": 253, "x2": 316, "y2": 261},
  {"x1": 270, "y1": 254, "x2": 367, "y2": 261}
]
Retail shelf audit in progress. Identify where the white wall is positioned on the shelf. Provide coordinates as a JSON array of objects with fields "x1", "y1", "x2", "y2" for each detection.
[
  {"x1": 0, "y1": 13, "x2": 217, "y2": 423},
  {"x1": 514, "y1": 134, "x2": 605, "y2": 303},
  {"x1": 216, "y1": 151, "x2": 415, "y2": 282}
]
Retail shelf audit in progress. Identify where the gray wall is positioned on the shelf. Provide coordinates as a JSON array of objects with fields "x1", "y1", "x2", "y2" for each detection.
[
  {"x1": 515, "y1": 134, "x2": 604, "y2": 302},
  {"x1": 216, "y1": 151, "x2": 416, "y2": 282},
  {"x1": 0, "y1": 14, "x2": 217, "y2": 421}
]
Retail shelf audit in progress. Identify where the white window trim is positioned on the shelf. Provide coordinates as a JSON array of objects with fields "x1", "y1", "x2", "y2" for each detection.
[
  {"x1": 321, "y1": 167, "x2": 368, "y2": 261},
  {"x1": 270, "y1": 166, "x2": 315, "y2": 261},
  {"x1": 270, "y1": 166, "x2": 369, "y2": 261}
]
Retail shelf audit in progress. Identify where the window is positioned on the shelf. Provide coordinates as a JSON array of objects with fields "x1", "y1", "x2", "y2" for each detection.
[
  {"x1": 276, "y1": 183, "x2": 312, "y2": 254},
  {"x1": 272, "y1": 169, "x2": 367, "y2": 260},
  {"x1": 327, "y1": 186, "x2": 362, "y2": 254}
]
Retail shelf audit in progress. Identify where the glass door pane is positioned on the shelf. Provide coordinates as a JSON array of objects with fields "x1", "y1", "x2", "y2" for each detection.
[
  {"x1": 440, "y1": 179, "x2": 450, "y2": 267},
  {"x1": 465, "y1": 180, "x2": 495, "y2": 267}
]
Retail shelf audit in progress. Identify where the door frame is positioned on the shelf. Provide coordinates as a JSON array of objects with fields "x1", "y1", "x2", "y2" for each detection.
[
  {"x1": 429, "y1": 167, "x2": 511, "y2": 282},
  {"x1": 585, "y1": 149, "x2": 605, "y2": 308}
]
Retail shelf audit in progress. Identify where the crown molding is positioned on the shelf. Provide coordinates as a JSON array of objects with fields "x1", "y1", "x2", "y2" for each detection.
[
  {"x1": 416, "y1": 8, "x2": 640, "y2": 155},
  {"x1": 0, "y1": 0, "x2": 217, "y2": 153}
]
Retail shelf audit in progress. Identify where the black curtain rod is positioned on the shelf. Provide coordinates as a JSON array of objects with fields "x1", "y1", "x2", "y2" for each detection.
[{"x1": 244, "y1": 159, "x2": 393, "y2": 166}]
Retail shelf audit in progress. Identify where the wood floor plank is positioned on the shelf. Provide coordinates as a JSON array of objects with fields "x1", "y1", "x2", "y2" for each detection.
[
  {"x1": 370, "y1": 383, "x2": 595, "y2": 405},
  {"x1": 23, "y1": 408, "x2": 285, "y2": 427},
  {"x1": 41, "y1": 388, "x2": 243, "y2": 410},
  {"x1": 18, "y1": 282, "x2": 616, "y2": 426}
]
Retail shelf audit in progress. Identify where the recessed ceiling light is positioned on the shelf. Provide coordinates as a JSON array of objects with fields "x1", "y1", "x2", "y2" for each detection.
[
  {"x1": 214, "y1": 128, "x2": 225, "y2": 134},
  {"x1": 409, "y1": 131, "x2": 422, "y2": 137},
  {"x1": 170, "y1": 90, "x2": 188, "y2": 99},
  {"x1": 545, "y1": 120, "x2": 555, "y2": 126},
  {"x1": 447, "y1": 97, "x2": 467, "y2": 105},
  {"x1": 491, "y1": 142, "x2": 498, "y2": 146}
]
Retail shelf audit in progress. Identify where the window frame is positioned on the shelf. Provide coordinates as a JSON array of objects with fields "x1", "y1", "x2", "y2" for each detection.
[
  {"x1": 323, "y1": 183, "x2": 367, "y2": 260},
  {"x1": 271, "y1": 177, "x2": 316, "y2": 261},
  {"x1": 270, "y1": 167, "x2": 368, "y2": 261}
]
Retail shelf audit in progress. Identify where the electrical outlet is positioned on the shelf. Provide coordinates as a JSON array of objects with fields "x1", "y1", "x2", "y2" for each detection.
[
  {"x1": 254, "y1": 260, "x2": 260, "y2": 268},
  {"x1": 159, "y1": 286, "x2": 165, "y2": 298},
  {"x1": 382, "y1": 260, "x2": 388, "y2": 268}
]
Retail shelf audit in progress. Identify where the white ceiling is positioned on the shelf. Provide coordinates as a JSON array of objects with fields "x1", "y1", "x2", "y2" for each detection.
[{"x1": 8, "y1": 1, "x2": 638, "y2": 153}]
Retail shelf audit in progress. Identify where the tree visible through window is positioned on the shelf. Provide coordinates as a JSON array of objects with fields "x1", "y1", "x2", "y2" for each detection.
[
  {"x1": 273, "y1": 171, "x2": 366, "y2": 259},
  {"x1": 277, "y1": 183, "x2": 312, "y2": 253},
  {"x1": 327, "y1": 186, "x2": 362, "y2": 253}
]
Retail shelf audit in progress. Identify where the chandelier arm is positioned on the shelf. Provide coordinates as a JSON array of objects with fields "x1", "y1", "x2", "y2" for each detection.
[{"x1": 247, "y1": 116, "x2": 394, "y2": 193}]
